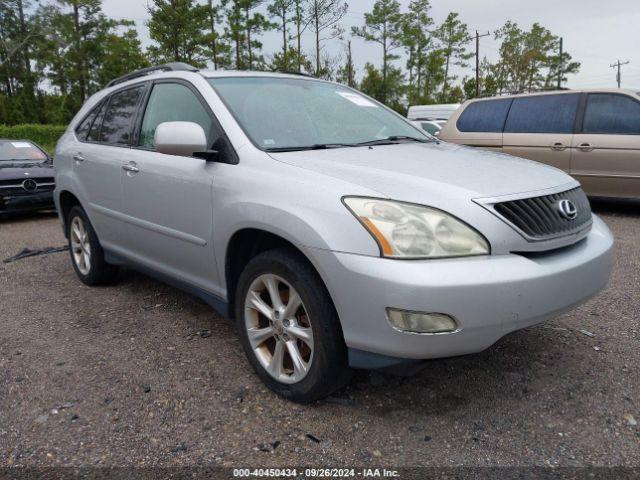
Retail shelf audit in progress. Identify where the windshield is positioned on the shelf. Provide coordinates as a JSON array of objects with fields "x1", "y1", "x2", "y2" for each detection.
[
  {"x1": 0, "y1": 141, "x2": 47, "y2": 162},
  {"x1": 208, "y1": 77, "x2": 429, "y2": 150}
]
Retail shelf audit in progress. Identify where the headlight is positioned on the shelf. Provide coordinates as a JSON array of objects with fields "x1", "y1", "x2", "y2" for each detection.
[{"x1": 343, "y1": 197, "x2": 490, "y2": 259}]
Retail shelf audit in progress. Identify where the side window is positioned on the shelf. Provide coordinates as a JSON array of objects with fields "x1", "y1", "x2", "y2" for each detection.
[
  {"x1": 99, "y1": 85, "x2": 145, "y2": 144},
  {"x1": 583, "y1": 94, "x2": 640, "y2": 134},
  {"x1": 139, "y1": 83, "x2": 214, "y2": 149},
  {"x1": 87, "y1": 101, "x2": 108, "y2": 142},
  {"x1": 457, "y1": 99, "x2": 512, "y2": 133},
  {"x1": 421, "y1": 122, "x2": 439, "y2": 135},
  {"x1": 505, "y1": 94, "x2": 580, "y2": 134},
  {"x1": 75, "y1": 106, "x2": 99, "y2": 141}
]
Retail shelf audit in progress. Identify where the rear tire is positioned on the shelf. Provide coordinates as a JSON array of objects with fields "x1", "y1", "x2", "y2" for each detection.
[
  {"x1": 67, "y1": 205, "x2": 118, "y2": 286},
  {"x1": 235, "y1": 248, "x2": 350, "y2": 403}
]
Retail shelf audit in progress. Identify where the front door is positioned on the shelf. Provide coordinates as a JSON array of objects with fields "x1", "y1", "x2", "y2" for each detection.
[
  {"x1": 502, "y1": 93, "x2": 581, "y2": 173},
  {"x1": 120, "y1": 80, "x2": 220, "y2": 290},
  {"x1": 571, "y1": 92, "x2": 640, "y2": 198}
]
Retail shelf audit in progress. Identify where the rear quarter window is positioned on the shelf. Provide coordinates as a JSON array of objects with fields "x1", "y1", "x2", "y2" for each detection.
[
  {"x1": 87, "y1": 101, "x2": 108, "y2": 142},
  {"x1": 75, "y1": 106, "x2": 99, "y2": 141},
  {"x1": 456, "y1": 99, "x2": 512, "y2": 133}
]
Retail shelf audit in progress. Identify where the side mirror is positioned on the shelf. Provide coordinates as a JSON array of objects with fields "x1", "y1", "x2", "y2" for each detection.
[{"x1": 154, "y1": 121, "x2": 207, "y2": 157}]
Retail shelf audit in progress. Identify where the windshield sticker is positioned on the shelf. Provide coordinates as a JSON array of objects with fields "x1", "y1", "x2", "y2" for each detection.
[
  {"x1": 263, "y1": 139, "x2": 276, "y2": 145},
  {"x1": 11, "y1": 142, "x2": 33, "y2": 148},
  {"x1": 337, "y1": 91, "x2": 378, "y2": 108}
]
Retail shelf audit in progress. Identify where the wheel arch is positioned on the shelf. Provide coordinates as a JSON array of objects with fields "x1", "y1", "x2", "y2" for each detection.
[
  {"x1": 58, "y1": 190, "x2": 82, "y2": 237},
  {"x1": 224, "y1": 228, "x2": 334, "y2": 321}
]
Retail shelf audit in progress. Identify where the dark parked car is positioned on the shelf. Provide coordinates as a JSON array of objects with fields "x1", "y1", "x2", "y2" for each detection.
[{"x1": 0, "y1": 139, "x2": 55, "y2": 216}]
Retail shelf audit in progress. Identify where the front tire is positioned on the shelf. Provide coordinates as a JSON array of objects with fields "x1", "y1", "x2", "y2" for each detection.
[
  {"x1": 67, "y1": 205, "x2": 118, "y2": 286},
  {"x1": 235, "y1": 248, "x2": 350, "y2": 403}
]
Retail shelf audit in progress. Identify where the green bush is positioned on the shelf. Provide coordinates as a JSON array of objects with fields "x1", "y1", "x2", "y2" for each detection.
[{"x1": 0, "y1": 124, "x2": 67, "y2": 154}]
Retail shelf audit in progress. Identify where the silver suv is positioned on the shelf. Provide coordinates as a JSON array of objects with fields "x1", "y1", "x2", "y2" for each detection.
[{"x1": 54, "y1": 64, "x2": 614, "y2": 402}]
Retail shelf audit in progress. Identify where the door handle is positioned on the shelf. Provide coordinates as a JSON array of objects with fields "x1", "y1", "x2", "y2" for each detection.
[
  {"x1": 122, "y1": 163, "x2": 139, "y2": 173},
  {"x1": 550, "y1": 142, "x2": 567, "y2": 151},
  {"x1": 577, "y1": 143, "x2": 594, "y2": 152},
  {"x1": 73, "y1": 154, "x2": 85, "y2": 162}
]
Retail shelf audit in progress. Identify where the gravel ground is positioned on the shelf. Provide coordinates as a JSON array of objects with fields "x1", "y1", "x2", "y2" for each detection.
[{"x1": 0, "y1": 200, "x2": 638, "y2": 469}]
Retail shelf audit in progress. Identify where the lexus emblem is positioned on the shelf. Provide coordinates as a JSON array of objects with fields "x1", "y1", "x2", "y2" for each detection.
[
  {"x1": 557, "y1": 199, "x2": 578, "y2": 220},
  {"x1": 22, "y1": 179, "x2": 37, "y2": 192}
]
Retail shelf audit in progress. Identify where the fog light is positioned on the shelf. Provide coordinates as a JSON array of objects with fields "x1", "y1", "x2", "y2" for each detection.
[{"x1": 386, "y1": 308, "x2": 457, "y2": 334}]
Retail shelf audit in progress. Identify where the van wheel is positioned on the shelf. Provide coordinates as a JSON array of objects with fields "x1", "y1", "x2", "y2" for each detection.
[
  {"x1": 235, "y1": 248, "x2": 350, "y2": 403},
  {"x1": 67, "y1": 205, "x2": 118, "y2": 286}
]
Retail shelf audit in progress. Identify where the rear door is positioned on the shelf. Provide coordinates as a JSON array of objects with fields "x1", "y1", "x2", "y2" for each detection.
[
  {"x1": 571, "y1": 92, "x2": 640, "y2": 198},
  {"x1": 72, "y1": 84, "x2": 145, "y2": 249},
  {"x1": 502, "y1": 93, "x2": 581, "y2": 173}
]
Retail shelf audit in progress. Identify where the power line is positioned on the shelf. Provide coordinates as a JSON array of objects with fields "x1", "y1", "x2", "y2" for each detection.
[{"x1": 610, "y1": 59, "x2": 630, "y2": 88}]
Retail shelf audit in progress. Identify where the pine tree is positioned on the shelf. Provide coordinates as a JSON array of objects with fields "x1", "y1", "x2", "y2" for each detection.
[
  {"x1": 146, "y1": 0, "x2": 209, "y2": 67},
  {"x1": 307, "y1": 0, "x2": 347, "y2": 76},
  {"x1": 268, "y1": 0, "x2": 295, "y2": 59},
  {"x1": 401, "y1": 0, "x2": 437, "y2": 104},
  {"x1": 206, "y1": 0, "x2": 231, "y2": 69},
  {"x1": 242, "y1": 0, "x2": 275, "y2": 70},
  {"x1": 433, "y1": 12, "x2": 472, "y2": 100},
  {"x1": 352, "y1": 0, "x2": 403, "y2": 103},
  {"x1": 291, "y1": 0, "x2": 310, "y2": 72},
  {"x1": 33, "y1": 0, "x2": 147, "y2": 119}
]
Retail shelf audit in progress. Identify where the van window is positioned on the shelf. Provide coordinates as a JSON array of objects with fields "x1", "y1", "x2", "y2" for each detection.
[
  {"x1": 139, "y1": 83, "x2": 213, "y2": 149},
  {"x1": 456, "y1": 99, "x2": 512, "y2": 133},
  {"x1": 99, "y1": 85, "x2": 145, "y2": 145},
  {"x1": 583, "y1": 93, "x2": 640, "y2": 134},
  {"x1": 505, "y1": 94, "x2": 580, "y2": 134},
  {"x1": 87, "y1": 101, "x2": 108, "y2": 142}
]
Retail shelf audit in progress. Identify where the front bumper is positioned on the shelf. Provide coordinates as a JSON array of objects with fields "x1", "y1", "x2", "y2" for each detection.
[
  {"x1": 304, "y1": 215, "x2": 614, "y2": 366},
  {"x1": 0, "y1": 190, "x2": 55, "y2": 213}
]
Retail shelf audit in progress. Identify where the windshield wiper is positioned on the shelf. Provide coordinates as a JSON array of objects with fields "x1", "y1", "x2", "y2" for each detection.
[
  {"x1": 355, "y1": 135, "x2": 432, "y2": 146},
  {"x1": 265, "y1": 135, "x2": 433, "y2": 152},
  {"x1": 265, "y1": 143, "x2": 356, "y2": 152}
]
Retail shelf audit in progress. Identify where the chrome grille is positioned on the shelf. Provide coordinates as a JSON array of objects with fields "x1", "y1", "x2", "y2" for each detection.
[
  {"x1": 0, "y1": 177, "x2": 55, "y2": 194},
  {"x1": 493, "y1": 187, "x2": 592, "y2": 240}
]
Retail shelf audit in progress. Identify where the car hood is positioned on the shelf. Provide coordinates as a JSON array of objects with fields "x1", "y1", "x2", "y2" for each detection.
[
  {"x1": 0, "y1": 161, "x2": 54, "y2": 181},
  {"x1": 268, "y1": 142, "x2": 576, "y2": 204}
]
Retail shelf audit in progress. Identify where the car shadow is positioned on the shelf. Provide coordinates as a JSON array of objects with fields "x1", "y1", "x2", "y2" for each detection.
[
  {"x1": 589, "y1": 196, "x2": 640, "y2": 217},
  {"x1": 0, "y1": 209, "x2": 58, "y2": 224},
  {"x1": 342, "y1": 324, "x2": 567, "y2": 413}
]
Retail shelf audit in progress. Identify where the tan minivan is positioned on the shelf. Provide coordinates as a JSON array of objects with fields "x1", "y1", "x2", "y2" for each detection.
[{"x1": 438, "y1": 89, "x2": 640, "y2": 198}]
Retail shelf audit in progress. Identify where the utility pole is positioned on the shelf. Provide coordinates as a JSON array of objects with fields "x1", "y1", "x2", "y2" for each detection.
[
  {"x1": 346, "y1": 40, "x2": 355, "y2": 87},
  {"x1": 557, "y1": 37, "x2": 563, "y2": 89},
  {"x1": 473, "y1": 30, "x2": 490, "y2": 97},
  {"x1": 610, "y1": 60, "x2": 630, "y2": 88}
]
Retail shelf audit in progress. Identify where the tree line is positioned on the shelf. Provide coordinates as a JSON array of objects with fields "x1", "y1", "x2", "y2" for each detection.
[{"x1": 0, "y1": 0, "x2": 580, "y2": 125}]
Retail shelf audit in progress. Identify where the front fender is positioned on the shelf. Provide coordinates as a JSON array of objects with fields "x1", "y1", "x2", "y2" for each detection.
[{"x1": 210, "y1": 159, "x2": 383, "y2": 295}]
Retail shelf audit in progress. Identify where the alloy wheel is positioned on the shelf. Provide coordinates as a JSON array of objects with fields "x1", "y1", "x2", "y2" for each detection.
[
  {"x1": 244, "y1": 274, "x2": 314, "y2": 384},
  {"x1": 70, "y1": 216, "x2": 91, "y2": 276}
]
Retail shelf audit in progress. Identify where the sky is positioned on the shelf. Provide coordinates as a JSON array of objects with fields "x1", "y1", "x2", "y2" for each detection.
[{"x1": 100, "y1": 0, "x2": 640, "y2": 90}]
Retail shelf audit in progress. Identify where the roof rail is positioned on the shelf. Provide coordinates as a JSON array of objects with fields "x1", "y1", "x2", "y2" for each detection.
[
  {"x1": 106, "y1": 62, "x2": 199, "y2": 87},
  {"x1": 477, "y1": 87, "x2": 572, "y2": 98}
]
